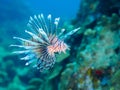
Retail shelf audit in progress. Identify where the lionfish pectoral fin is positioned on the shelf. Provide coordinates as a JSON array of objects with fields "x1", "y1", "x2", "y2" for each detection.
[
  {"x1": 60, "y1": 27, "x2": 81, "y2": 39},
  {"x1": 20, "y1": 54, "x2": 35, "y2": 60},
  {"x1": 10, "y1": 44, "x2": 35, "y2": 49},
  {"x1": 12, "y1": 50, "x2": 31, "y2": 54},
  {"x1": 35, "y1": 55, "x2": 55, "y2": 71},
  {"x1": 25, "y1": 59, "x2": 35, "y2": 66},
  {"x1": 13, "y1": 37, "x2": 39, "y2": 45}
]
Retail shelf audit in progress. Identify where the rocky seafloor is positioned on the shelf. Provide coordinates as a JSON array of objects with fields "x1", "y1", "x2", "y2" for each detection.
[{"x1": 0, "y1": 0, "x2": 120, "y2": 90}]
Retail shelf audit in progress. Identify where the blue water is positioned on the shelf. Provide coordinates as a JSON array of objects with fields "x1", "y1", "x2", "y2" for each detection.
[
  {"x1": 0, "y1": 0, "x2": 80, "y2": 39},
  {"x1": 0, "y1": 0, "x2": 80, "y2": 26},
  {"x1": 25, "y1": 0, "x2": 80, "y2": 20}
]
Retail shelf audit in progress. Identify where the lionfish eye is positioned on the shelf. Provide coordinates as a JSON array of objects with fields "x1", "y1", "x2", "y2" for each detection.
[{"x1": 11, "y1": 13, "x2": 80, "y2": 72}]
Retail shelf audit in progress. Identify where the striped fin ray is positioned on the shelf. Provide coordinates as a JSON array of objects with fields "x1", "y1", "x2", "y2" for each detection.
[
  {"x1": 39, "y1": 47, "x2": 49, "y2": 59},
  {"x1": 28, "y1": 15, "x2": 48, "y2": 37},
  {"x1": 25, "y1": 59, "x2": 35, "y2": 66},
  {"x1": 58, "y1": 28, "x2": 65, "y2": 37},
  {"x1": 27, "y1": 23, "x2": 38, "y2": 34},
  {"x1": 20, "y1": 54, "x2": 35, "y2": 61},
  {"x1": 33, "y1": 15, "x2": 43, "y2": 29},
  {"x1": 47, "y1": 17, "x2": 60, "y2": 42},
  {"x1": 32, "y1": 46, "x2": 55, "y2": 71},
  {"x1": 28, "y1": 19, "x2": 39, "y2": 35},
  {"x1": 54, "y1": 17, "x2": 60, "y2": 35},
  {"x1": 30, "y1": 15, "x2": 47, "y2": 34},
  {"x1": 12, "y1": 50, "x2": 31, "y2": 54},
  {"x1": 36, "y1": 55, "x2": 55, "y2": 72},
  {"x1": 47, "y1": 14, "x2": 52, "y2": 35},
  {"x1": 28, "y1": 14, "x2": 50, "y2": 43},
  {"x1": 25, "y1": 30, "x2": 46, "y2": 44},
  {"x1": 60, "y1": 27, "x2": 80, "y2": 39},
  {"x1": 13, "y1": 37, "x2": 39, "y2": 45},
  {"x1": 38, "y1": 14, "x2": 49, "y2": 35},
  {"x1": 10, "y1": 44, "x2": 34, "y2": 49},
  {"x1": 38, "y1": 28, "x2": 49, "y2": 43},
  {"x1": 29, "y1": 16, "x2": 40, "y2": 33}
]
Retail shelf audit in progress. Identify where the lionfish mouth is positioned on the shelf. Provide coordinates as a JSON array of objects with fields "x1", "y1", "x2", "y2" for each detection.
[{"x1": 11, "y1": 13, "x2": 80, "y2": 72}]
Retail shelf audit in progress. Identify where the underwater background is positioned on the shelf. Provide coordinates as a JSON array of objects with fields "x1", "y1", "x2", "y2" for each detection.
[{"x1": 0, "y1": 0, "x2": 120, "y2": 90}]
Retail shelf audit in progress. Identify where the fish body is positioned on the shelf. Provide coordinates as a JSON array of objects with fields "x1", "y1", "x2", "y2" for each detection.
[{"x1": 11, "y1": 14, "x2": 80, "y2": 72}]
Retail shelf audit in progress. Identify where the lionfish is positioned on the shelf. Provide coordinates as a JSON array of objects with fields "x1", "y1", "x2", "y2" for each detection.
[{"x1": 11, "y1": 14, "x2": 80, "y2": 72}]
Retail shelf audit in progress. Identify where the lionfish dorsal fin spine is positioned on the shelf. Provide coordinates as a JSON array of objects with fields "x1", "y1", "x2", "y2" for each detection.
[
  {"x1": 54, "y1": 17, "x2": 60, "y2": 36},
  {"x1": 38, "y1": 14, "x2": 49, "y2": 35},
  {"x1": 38, "y1": 28, "x2": 49, "y2": 43},
  {"x1": 25, "y1": 30, "x2": 45, "y2": 43},
  {"x1": 47, "y1": 14, "x2": 52, "y2": 35},
  {"x1": 21, "y1": 54, "x2": 35, "y2": 61},
  {"x1": 29, "y1": 16, "x2": 40, "y2": 31},
  {"x1": 28, "y1": 15, "x2": 50, "y2": 44},
  {"x1": 33, "y1": 15, "x2": 43, "y2": 30}
]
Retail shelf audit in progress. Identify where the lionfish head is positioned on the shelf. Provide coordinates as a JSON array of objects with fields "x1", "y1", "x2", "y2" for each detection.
[{"x1": 11, "y1": 14, "x2": 80, "y2": 72}]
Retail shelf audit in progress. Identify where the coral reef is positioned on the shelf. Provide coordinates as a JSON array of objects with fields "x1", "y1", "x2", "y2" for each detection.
[{"x1": 59, "y1": 13, "x2": 120, "y2": 90}]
